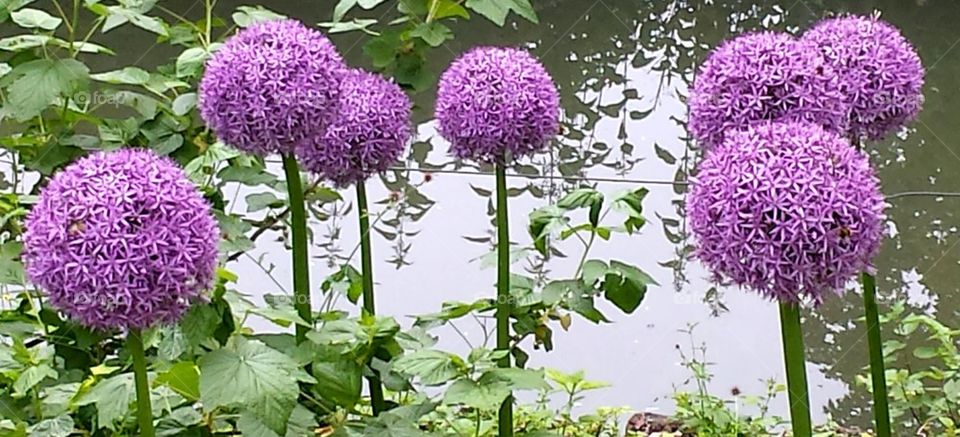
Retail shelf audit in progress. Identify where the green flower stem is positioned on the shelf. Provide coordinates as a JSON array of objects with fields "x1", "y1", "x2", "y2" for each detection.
[
  {"x1": 127, "y1": 329, "x2": 155, "y2": 437},
  {"x1": 862, "y1": 272, "x2": 891, "y2": 437},
  {"x1": 356, "y1": 180, "x2": 386, "y2": 415},
  {"x1": 281, "y1": 154, "x2": 312, "y2": 343},
  {"x1": 495, "y1": 163, "x2": 513, "y2": 437},
  {"x1": 779, "y1": 302, "x2": 812, "y2": 437}
]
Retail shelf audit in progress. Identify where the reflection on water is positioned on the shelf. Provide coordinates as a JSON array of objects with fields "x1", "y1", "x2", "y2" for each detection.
[{"x1": 93, "y1": 0, "x2": 960, "y2": 429}]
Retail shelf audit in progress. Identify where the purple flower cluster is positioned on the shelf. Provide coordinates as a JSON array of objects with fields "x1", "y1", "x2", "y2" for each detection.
[
  {"x1": 688, "y1": 122, "x2": 884, "y2": 304},
  {"x1": 803, "y1": 15, "x2": 924, "y2": 141},
  {"x1": 23, "y1": 149, "x2": 220, "y2": 330},
  {"x1": 688, "y1": 32, "x2": 848, "y2": 149},
  {"x1": 297, "y1": 69, "x2": 412, "y2": 187},
  {"x1": 199, "y1": 19, "x2": 345, "y2": 156},
  {"x1": 435, "y1": 46, "x2": 560, "y2": 164}
]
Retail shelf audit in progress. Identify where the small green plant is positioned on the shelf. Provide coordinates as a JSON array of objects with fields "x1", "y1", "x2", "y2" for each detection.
[{"x1": 859, "y1": 302, "x2": 960, "y2": 435}]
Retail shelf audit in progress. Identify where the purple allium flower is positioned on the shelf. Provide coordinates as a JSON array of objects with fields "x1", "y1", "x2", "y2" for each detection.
[
  {"x1": 803, "y1": 15, "x2": 924, "y2": 141},
  {"x1": 688, "y1": 121, "x2": 885, "y2": 304},
  {"x1": 435, "y1": 46, "x2": 560, "y2": 163},
  {"x1": 199, "y1": 19, "x2": 346, "y2": 156},
  {"x1": 297, "y1": 69, "x2": 412, "y2": 187},
  {"x1": 688, "y1": 32, "x2": 849, "y2": 149},
  {"x1": 23, "y1": 149, "x2": 220, "y2": 331}
]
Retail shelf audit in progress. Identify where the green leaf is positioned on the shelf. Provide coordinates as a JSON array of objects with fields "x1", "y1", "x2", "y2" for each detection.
[
  {"x1": 171, "y1": 92, "x2": 196, "y2": 116},
  {"x1": 612, "y1": 187, "x2": 648, "y2": 233},
  {"x1": 480, "y1": 367, "x2": 550, "y2": 391},
  {"x1": 557, "y1": 188, "x2": 602, "y2": 210},
  {"x1": 363, "y1": 412, "x2": 430, "y2": 437},
  {"x1": 392, "y1": 349, "x2": 465, "y2": 386},
  {"x1": 542, "y1": 279, "x2": 581, "y2": 306},
  {"x1": 322, "y1": 265, "x2": 363, "y2": 304},
  {"x1": 155, "y1": 361, "x2": 200, "y2": 401},
  {"x1": 465, "y1": 0, "x2": 537, "y2": 26},
  {"x1": 91, "y1": 66, "x2": 150, "y2": 85},
  {"x1": 232, "y1": 5, "x2": 285, "y2": 28},
  {"x1": 0, "y1": 242, "x2": 24, "y2": 286},
  {"x1": 528, "y1": 206, "x2": 567, "y2": 256},
  {"x1": 76, "y1": 373, "x2": 135, "y2": 430},
  {"x1": 175, "y1": 47, "x2": 207, "y2": 78},
  {"x1": 312, "y1": 352, "x2": 362, "y2": 409},
  {"x1": 431, "y1": 0, "x2": 470, "y2": 19},
  {"x1": 443, "y1": 378, "x2": 510, "y2": 411},
  {"x1": 601, "y1": 260, "x2": 656, "y2": 314},
  {"x1": 199, "y1": 337, "x2": 299, "y2": 435},
  {"x1": 332, "y1": 0, "x2": 357, "y2": 22},
  {"x1": 218, "y1": 164, "x2": 277, "y2": 186},
  {"x1": 155, "y1": 406, "x2": 202, "y2": 436},
  {"x1": 179, "y1": 304, "x2": 221, "y2": 348},
  {"x1": 913, "y1": 346, "x2": 938, "y2": 359},
  {"x1": 0, "y1": 0, "x2": 34, "y2": 23},
  {"x1": 363, "y1": 31, "x2": 401, "y2": 69},
  {"x1": 409, "y1": 22, "x2": 451, "y2": 47},
  {"x1": 12, "y1": 364, "x2": 56, "y2": 396},
  {"x1": 6, "y1": 58, "x2": 89, "y2": 122},
  {"x1": 318, "y1": 18, "x2": 379, "y2": 35},
  {"x1": 246, "y1": 192, "x2": 282, "y2": 212},
  {"x1": 11, "y1": 8, "x2": 60, "y2": 30},
  {"x1": 654, "y1": 143, "x2": 676, "y2": 165},
  {"x1": 358, "y1": 0, "x2": 388, "y2": 8},
  {"x1": 26, "y1": 415, "x2": 72, "y2": 437}
]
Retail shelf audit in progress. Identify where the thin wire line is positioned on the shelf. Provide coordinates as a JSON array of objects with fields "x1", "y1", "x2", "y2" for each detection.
[{"x1": 387, "y1": 166, "x2": 960, "y2": 201}]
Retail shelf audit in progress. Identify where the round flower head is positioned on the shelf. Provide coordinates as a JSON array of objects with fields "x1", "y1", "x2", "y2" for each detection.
[
  {"x1": 23, "y1": 149, "x2": 220, "y2": 330},
  {"x1": 803, "y1": 15, "x2": 924, "y2": 141},
  {"x1": 199, "y1": 19, "x2": 345, "y2": 156},
  {"x1": 688, "y1": 32, "x2": 848, "y2": 149},
  {"x1": 688, "y1": 121, "x2": 885, "y2": 304},
  {"x1": 435, "y1": 46, "x2": 560, "y2": 163},
  {"x1": 297, "y1": 69, "x2": 412, "y2": 187}
]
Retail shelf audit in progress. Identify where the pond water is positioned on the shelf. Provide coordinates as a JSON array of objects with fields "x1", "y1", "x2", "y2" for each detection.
[{"x1": 88, "y1": 0, "x2": 960, "y2": 429}]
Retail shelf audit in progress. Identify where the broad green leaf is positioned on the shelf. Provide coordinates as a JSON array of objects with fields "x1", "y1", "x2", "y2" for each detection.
[
  {"x1": 363, "y1": 412, "x2": 430, "y2": 437},
  {"x1": 311, "y1": 352, "x2": 362, "y2": 409},
  {"x1": 332, "y1": 0, "x2": 358, "y2": 22},
  {"x1": 542, "y1": 280, "x2": 582, "y2": 306},
  {"x1": 443, "y1": 378, "x2": 510, "y2": 411},
  {"x1": 90, "y1": 67, "x2": 150, "y2": 85},
  {"x1": 199, "y1": 337, "x2": 299, "y2": 435},
  {"x1": 392, "y1": 349, "x2": 465, "y2": 386},
  {"x1": 155, "y1": 361, "x2": 200, "y2": 401},
  {"x1": 528, "y1": 205, "x2": 567, "y2": 256},
  {"x1": 0, "y1": 0, "x2": 34, "y2": 23},
  {"x1": 480, "y1": 367, "x2": 550, "y2": 391},
  {"x1": 6, "y1": 58, "x2": 89, "y2": 122},
  {"x1": 76, "y1": 373, "x2": 135, "y2": 430},
  {"x1": 409, "y1": 22, "x2": 451, "y2": 47},
  {"x1": 431, "y1": 0, "x2": 470, "y2": 19},
  {"x1": 232, "y1": 5, "x2": 285, "y2": 28},
  {"x1": 602, "y1": 260, "x2": 656, "y2": 314},
  {"x1": 0, "y1": 242, "x2": 24, "y2": 286},
  {"x1": 556, "y1": 188, "x2": 602, "y2": 210},
  {"x1": 155, "y1": 406, "x2": 202, "y2": 436},
  {"x1": 237, "y1": 404, "x2": 316, "y2": 437},
  {"x1": 12, "y1": 364, "x2": 56, "y2": 395},
  {"x1": 246, "y1": 192, "x2": 282, "y2": 212},
  {"x1": 175, "y1": 47, "x2": 207, "y2": 78},
  {"x1": 171, "y1": 92, "x2": 196, "y2": 116},
  {"x1": 0, "y1": 34, "x2": 111, "y2": 53},
  {"x1": 465, "y1": 0, "x2": 537, "y2": 26},
  {"x1": 319, "y1": 18, "x2": 379, "y2": 35},
  {"x1": 218, "y1": 165, "x2": 277, "y2": 186},
  {"x1": 11, "y1": 8, "x2": 60, "y2": 30},
  {"x1": 179, "y1": 304, "x2": 220, "y2": 348},
  {"x1": 26, "y1": 415, "x2": 72, "y2": 437},
  {"x1": 363, "y1": 31, "x2": 401, "y2": 68}
]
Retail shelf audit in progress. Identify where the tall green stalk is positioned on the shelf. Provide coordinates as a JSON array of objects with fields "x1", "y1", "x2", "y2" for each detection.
[
  {"x1": 281, "y1": 154, "x2": 311, "y2": 343},
  {"x1": 862, "y1": 272, "x2": 891, "y2": 437},
  {"x1": 779, "y1": 302, "x2": 812, "y2": 437},
  {"x1": 494, "y1": 164, "x2": 513, "y2": 437},
  {"x1": 356, "y1": 180, "x2": 386, "y2": 415},
  {"x1": 128, "y1": 330, "x2": 155, "y2": 437}
]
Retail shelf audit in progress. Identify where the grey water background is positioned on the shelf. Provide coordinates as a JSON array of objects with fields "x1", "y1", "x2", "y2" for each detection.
[{"x1": 81, "y1": 0, "x2": 960, "y2": 428}]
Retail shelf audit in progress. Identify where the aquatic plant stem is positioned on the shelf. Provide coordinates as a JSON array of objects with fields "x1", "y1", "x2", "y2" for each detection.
[
  {"x1": 356, "y1": 180, "x2": 386, "y2": 415},
  {"x1": 779, "y1": 302, "x2": 812, "y2": 437},
  {"x1": 862, "y1": 272, "x2": 891, "y2": 437},
  {"x1": 495, "y1": 163, "x2": 513, "y2": 437},
  {"x1": 128, "y1": 330, "x2": 155, "y2": 437},
  {"x1": 282, "y1": 154, "x2": 311, "y2": 343}
]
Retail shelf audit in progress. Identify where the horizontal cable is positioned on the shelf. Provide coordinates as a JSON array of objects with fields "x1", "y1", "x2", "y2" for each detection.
[{"x1": 387, "y1": 166, "x2": 960, "y2": 201}]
